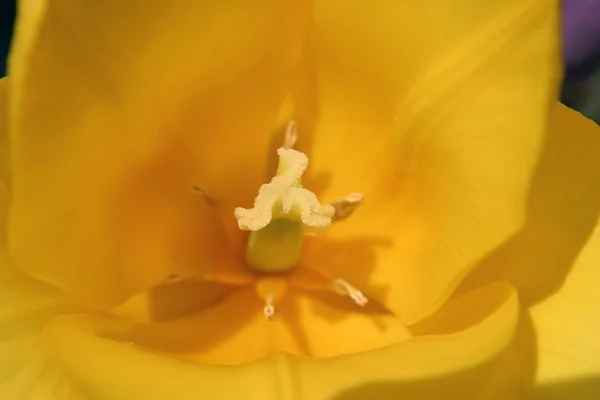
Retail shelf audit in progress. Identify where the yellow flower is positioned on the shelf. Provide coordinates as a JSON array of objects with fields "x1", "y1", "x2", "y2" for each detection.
[{"x1": 1, "y1": 0, "x2": 599, "y2": 399}]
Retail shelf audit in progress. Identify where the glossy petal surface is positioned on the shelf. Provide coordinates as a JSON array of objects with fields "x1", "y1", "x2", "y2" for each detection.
[
  {"x1": 459, "y1": 103, "x2": 600, "y2": 398},
  {"x1": 8, "y1": 0, "x2": 311, "y2": 308},
  {"x1": 295, "y1": 0, "x2": 561, "y2": 324}
]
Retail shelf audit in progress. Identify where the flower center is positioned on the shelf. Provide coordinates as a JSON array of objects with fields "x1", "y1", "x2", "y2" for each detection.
[
  {"x1": 228, "y1": 122, "x2": 367, "y2": 319},
  {"x1": 235, "y1": 147, "x2": 335, "y2": 272}
]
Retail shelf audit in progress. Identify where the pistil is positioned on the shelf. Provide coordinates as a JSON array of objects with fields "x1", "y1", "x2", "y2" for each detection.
[
  {"x1": 235, "y1": 146, "x2": 335, "y2": 272},
  {"x1": 233, "y1": 121, "x2": 370, "y2": 318}
]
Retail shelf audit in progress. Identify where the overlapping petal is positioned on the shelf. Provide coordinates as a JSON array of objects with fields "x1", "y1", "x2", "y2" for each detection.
[
  {"x1": 0, "y1": 79, "x2": 82, "y2": 396},
  {"x1": 529, "y1": 222, "x2": 600, "y2": 397},
  {"x1": 462, "y1": 103, "x2": 600, "y2": 301},
  {"x1": 40, "y1": 281, "x2": 517, "y2": 399},
  {"x1": 0, "y1": 276, "x2": 77, "y2": 397},
  {"x1": 459, "y1": 103, "x2": 600, "y2": 398},
  {"x1": 1, "y1": 1, "x2": 588, "y2": 399}
]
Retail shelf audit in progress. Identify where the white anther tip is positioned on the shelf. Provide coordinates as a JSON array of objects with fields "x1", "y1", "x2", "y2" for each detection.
[
  {"x1": 264, "y1": 293, "x2": 276, "y2": 320},
  {"x1": 347, "y1": 192, "x2": 364, "y2": 204},
  {"x1": 331, "y1": 278, "x2": 369, "y2": 307},
  {"x1": 264, "y1": 305, "x2": 275, "y2": 320},
  {"x1": 351, "y1": 291, "x2": 368, "y2": 307}
]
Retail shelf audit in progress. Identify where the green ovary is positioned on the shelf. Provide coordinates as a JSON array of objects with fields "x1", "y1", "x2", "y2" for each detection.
[
  {"x1": 245, "y1": 218, "x2": 304, "y2": 272},
  {"x1": 235, "y1": 147, "x2": 335, "y2": 273}
]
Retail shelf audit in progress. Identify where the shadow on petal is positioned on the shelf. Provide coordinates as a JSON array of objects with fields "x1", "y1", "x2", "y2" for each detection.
[
  {"x1": 145, "y1": 280, "x2": 235, "y2": 321},
  {"x1": 279, "y1": 288, "x2": 412, "y2": 359},
  {"x1": 301, "y1": 236, "x2": 393, "y2": 307},
  {"x1": 110, "y1": 287, "x2": 257, "y2": 357},
  {"x1": 528, "y1": 376, "x2": 600, "y2": 399},
  {"x1": 329, "y1": 310, "x2": 537, "y2": 400},
  {"x1": 458, "y1": 104, "x2": 600, "y2": 307},
  {"x1": 330, "y1": 365, "x2": 501, "y2": 400}
]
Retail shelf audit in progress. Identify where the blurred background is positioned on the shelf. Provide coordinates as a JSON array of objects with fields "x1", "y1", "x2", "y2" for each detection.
[
  {"x1": 0, "y1": 0, "x2": 14, "y2": 78},
  {"x1": 0, "y1": 1, "x2": 599, "y2": 123}
]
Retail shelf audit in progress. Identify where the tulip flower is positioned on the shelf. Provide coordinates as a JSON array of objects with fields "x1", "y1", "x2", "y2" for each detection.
[{"x1": 1, "y1": 1, "x2": 599, "y2": 399}]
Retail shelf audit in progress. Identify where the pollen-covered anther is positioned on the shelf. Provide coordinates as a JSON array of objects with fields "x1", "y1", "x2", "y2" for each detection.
[
  {"x1": 234, "y1": 147, "x2": 335, "y2": 232},
  {"x1": 330, "y1": 192, "x2": 364, "y2": 222},
  {"x1": 331, "y1": 278, "x2": 368, "y2": 306},
  {"x1": 282, "y1": 120, "x2": 298, "y2": 150},
  {"x1": 263, "y1": 293, "x2": 276, "y2": 320},
  {"x1": 236, "y1": 130, "x2": 357, "y2": 273}
]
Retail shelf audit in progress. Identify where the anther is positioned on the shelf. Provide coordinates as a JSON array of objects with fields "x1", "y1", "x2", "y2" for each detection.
[
  {"x1": 191, "y1": 184, "x2": 221, "y2": 206},
  {"x1": 263, "y1": 292, "x2": 276, "y2": 320},
  {"x1": 235, "y1": 147, "x2": 334, "y2": 235},
  {"x1": 166, "y1": 274, "x2": 182, "y2": 282},
  {"x1": 330, "y1": 192, "x2": 364, "y2": 222},
  {"x1": 161, "y1": 268, "x2": 218, "y2": 285},
  {"x1": 282, "y1": 120, "x2": 298, "y2": 150},
  {"x1": 190, "y1": 184, "x2": 221, "y2": 206},
  {"x1": 330, "y1": 278, "x2": 368, "y2": 306}
]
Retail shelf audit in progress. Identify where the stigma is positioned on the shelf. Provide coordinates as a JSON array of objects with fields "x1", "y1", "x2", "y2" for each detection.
[
  {"x1": 235, "y1": 147, "x2": 335, "y2": 232},
  {"x1": 235, "y1": 145, "x2": 335, "y2": 272}
]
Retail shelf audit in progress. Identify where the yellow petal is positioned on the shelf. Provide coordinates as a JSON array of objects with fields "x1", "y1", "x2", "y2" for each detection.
[
  {"x1": 8, "y1": 0, "x2": 311, "y2": 308},
  {"x1": 0, "y1": 105, "x2": 80, "y2": 398},
  {"x1": 0, "y1": 77, "x2": 24, "y2": 292},
  {"x1": 0, "y1": 358, "x2": 90, "y2": 400},
  {"x1": 471, "y1": 224, "x2": 600, "y2": 399},
  {"x1": 461, "y1": 103, "x2": 600, "y2": 304},
  {"x1": 298, "y1": 282, "x2": 519, "y2": 399},
  {"x1": 110, "y1": 280, "x2": 239, "y2": 323},
  {"x1": 456, "y1": 103, "x2": 600, "y2": 397},
  {"x1": 0, "y1": 272, "x2": 76, "y2": 397},
  {"x1": 528, "y1": 221, "x2": 600, "y2": 396},
  {"x1": 456, "y1": 312, "x2": 538, "y2": 399},
  {"x1": 111, "y1": 286, "x2": 410, "y2": 365},
  {"x1": 41, "y1": 281, "x2": 518, "y2": 399},
  {"x1": 0, "y1": 77, "x2": 10, "y2": 259},
  {"x1": 292, "y1": 0, "x2": 561, "y2": 325},
  {"x1": 283, "y1": 289, "x2": 412, "y2": 359}
]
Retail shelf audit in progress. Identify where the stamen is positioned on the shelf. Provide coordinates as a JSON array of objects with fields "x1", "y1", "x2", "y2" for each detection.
[
  {"x1": 235, "y1": 124, "x2": 363, "y2": 274},
  {"x1": 161, "y1": 263, "x2": 254, "y2": 287},
  {"x1": 282, "y1": 120, "x2": 298, "y2": 150},
  {"x1": 263, "y1": 292, "x2": 276, "y2": 320},
  {"x1": 191, "y1": 183, "x2": 250, "y2": 254},
  {"x1": 330, "y1": 278, "x2": 368, "y2": 306},
  {"x1": 165, "y1": 274, "x2": 183, "y2": 283},
  {"x1": 162, "y1": 269, "x2": 213, "y2": 285},
  {"x1": 191, "y1": 184, "x2": 220, "y2": 206},
  {"x1": 330, "y1": 192, "x2": 364, "y2": 222},
  {"x1": 256, "y1": 277, "x2": 287, "y2": 320}
]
